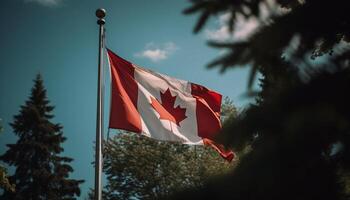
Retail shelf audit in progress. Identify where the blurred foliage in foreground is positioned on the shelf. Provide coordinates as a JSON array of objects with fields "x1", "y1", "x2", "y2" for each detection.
[{"x1": 167, "y1": 0, "x2": 350, "y2": 199}]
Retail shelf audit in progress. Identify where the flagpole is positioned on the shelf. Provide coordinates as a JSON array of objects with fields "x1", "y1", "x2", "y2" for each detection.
[{"x1": 95, "y1": 8, "x2": 106, "y2": 200}]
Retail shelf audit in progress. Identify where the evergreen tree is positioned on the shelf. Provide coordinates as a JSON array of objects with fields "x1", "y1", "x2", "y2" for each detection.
[
  {"x1": 0, "y1": 74, "x2": 84, "y2": 199},
  {"x1": 167, "y1": 0, "x2": 350, "y2": 199},
  {"x1": 0, "y1": 120, "x2": 15, "y2": 192}
]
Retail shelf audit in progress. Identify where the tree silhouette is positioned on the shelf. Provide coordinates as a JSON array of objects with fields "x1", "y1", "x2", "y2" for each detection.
[
  {"x1": 168, "y1": 0, "x2": 350, "y2": 199},
  {"x1": 0, "y1": 74, "x2": 84, "y2": 200},
  {"x1": 0, "y1": 120, "x2": 15, "y2": 192}
]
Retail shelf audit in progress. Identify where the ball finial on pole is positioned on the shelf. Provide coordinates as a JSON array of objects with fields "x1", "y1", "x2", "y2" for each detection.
[
  {"x1": 96, "y1": 8, "x2": 106, "y2": 19},
  {"x1": 96, "y1": 8, "x2": 106, "y2": 25}
]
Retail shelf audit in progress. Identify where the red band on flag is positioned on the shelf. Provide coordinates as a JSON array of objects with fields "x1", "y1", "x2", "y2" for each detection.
[
  {"x1": 107, "y1": 49, "x2": 142, "y2": 133},
  {"x1": 192, "y1": 83, "x2": 234, "y2": 162},
  {"x1": 191, "y1": 83, "x2": 222, "y2": 139},
  {"x1": 203, "y1": 138, "x2": 235, "y2": 162}
]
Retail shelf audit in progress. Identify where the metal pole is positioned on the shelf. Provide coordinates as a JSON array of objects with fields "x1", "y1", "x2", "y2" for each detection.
[{"x1": 95, "y1": 8, "x2": 106, "y2": 200}]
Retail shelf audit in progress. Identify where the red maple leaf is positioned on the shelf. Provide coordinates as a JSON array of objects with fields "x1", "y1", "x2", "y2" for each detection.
[{"x1": 150, "y1": 88, "x2": 187, "y2": 126}]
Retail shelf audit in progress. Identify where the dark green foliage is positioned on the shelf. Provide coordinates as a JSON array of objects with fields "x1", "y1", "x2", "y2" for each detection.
[
  {"x1": 170, "y1": 66, "x2": 350, "y2": 200},
  {"x1": 0, "y1": 121, "x2": 15, "y2": 192},
  {"x1": 168, "y1": 0, "x2": 350, "y2": 199},
  {"x1": 0, "y1": 74, "x2": 84, "y2": 200},
  {"x1": 221, "y1": 96, "x2": 238, "y2": 120},
  {"x1": 0, "y1": 165, "x2": 15, "y2": 192}
]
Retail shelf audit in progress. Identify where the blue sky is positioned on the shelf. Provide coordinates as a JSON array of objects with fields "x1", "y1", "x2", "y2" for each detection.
[{"x1": 0, "y1": 0, "x2": 256, "y2": 198}]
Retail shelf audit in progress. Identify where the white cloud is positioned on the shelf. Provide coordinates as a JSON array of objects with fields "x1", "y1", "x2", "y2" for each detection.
[
  {"x1": 205, "y1": 13, "x2": 259, "y2": 42},
  {"x1": 25, "y1": 0, "x2": 62, "y2": 7},
  {"x1": 232, "y1": 15, "x2": 260, "y2": 41},
  {"x1": 205, "y1": 0, "x2": 287, "y2": 42},
  {"x1": 205, "y1": 24, "x2": 231, "y2": 42},
  {"x1": 135, "y1": 42, "x2": 178, "y2": 62},
  {"x1": 206, "y1": 12, "x2": 232, "y2": 41}
]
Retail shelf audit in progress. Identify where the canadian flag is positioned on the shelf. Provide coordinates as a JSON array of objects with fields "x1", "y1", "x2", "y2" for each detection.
[{"x1": 107, "y1": 49, "x2": 234, "y2": 161}]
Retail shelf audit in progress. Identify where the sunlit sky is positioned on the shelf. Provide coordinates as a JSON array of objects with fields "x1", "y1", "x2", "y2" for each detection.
[{"x1": 0, "y1": 0, "x2": 256, "y2": 198}]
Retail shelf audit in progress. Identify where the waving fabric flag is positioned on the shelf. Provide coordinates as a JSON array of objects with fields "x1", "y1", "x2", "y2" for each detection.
[{"x1": 107, "y1": 49, "x2": 234, "y2": 161}]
